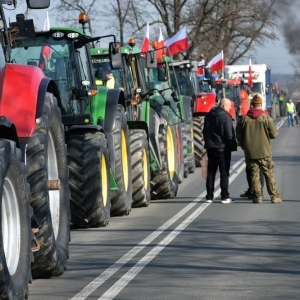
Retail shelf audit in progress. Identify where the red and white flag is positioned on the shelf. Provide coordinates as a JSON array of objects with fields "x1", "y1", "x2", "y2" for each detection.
[
  {"x1": 207, "y1": 51, "x2": 224, "y2": 72},
  {"x1": 141, "y1": 22, "x2": 150, "y2": 53},
  {"x1": 39, "y1": 11, "x2": 51, "y2": 69},
  {"x1": 247, "y1": 58, "x2": 253, "y2": 87},
  {"x1": 157, "y1": 28, "x2": 165, "y2": 62},
  {"x1": 164, "y1": 27, "x2": 189, "y2": 56}
]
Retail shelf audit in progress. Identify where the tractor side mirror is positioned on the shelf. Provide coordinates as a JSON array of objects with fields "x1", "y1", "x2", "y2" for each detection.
[
  {"x1": 109, "y1": 42, "x2": 123, "y2": 69},
  {"x1": 146, "y1": 51, "x2": 157, "y2": 68}
]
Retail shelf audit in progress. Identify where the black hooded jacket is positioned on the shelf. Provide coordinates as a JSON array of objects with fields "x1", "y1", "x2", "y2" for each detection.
[{"x1": 203, "y1": 106, "x2": 237, "y2": 151}]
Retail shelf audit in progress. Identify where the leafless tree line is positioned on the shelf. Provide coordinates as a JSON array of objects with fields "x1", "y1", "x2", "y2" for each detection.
[{"x1": 49, "y1": 0, "x2": 289, "y2": 65}]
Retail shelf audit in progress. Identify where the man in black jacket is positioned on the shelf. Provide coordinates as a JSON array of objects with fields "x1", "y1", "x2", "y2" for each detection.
[{"x1": 203, "y1": 98, "x2": 237, "y2": 203}]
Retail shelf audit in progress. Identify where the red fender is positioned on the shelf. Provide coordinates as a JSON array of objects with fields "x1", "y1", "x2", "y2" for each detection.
[
  {"x1": 0, "y1": 64, "x2": 45, "y2": 137},
  {"x1": 194, "y1": 92, "x2": 216, "y2": 113}
]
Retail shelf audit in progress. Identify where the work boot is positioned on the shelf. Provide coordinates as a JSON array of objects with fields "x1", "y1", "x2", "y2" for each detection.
[
  {"x1": 240, "y1": 189, "x2": 253, "y2": 198},
  {"x1": 271, "y1": 197, "x2": 282, "y2": 204},
  {"x1": 253, "y1": 197, "x2": 263, "y2": 204}
]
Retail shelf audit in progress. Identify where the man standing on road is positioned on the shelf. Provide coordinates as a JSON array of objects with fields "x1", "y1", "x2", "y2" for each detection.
[
  {"x1": 286, "y1": 98, "x2": 295, "y2": 127},
  {"x1": 236, "y1": 94, "x2": 282, "y2": 204},
  {"x1": 203, "y1": 98, "x2": 237, "y2": 204}
]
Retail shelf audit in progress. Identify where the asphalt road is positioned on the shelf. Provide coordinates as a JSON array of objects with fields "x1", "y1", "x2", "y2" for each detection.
[{"x1": 29, "y1": 116, "x2": 300, "y2": 300}]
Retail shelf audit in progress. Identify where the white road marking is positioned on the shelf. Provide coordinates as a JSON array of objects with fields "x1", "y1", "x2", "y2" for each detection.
[
  {"x1": 70, "y1": 118, "x2": 285, "y2": 300},
  {"x1": 99, "y1": 162, "x2": 247, "y2": 300},
  {"x1": 70, "y1": 159, "x2": 244, "y2": 300}
]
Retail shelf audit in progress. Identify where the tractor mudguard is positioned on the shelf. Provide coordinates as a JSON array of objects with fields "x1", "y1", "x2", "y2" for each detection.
[
  {"x1": 36, "y1": 77, "x2": 63, "y2": 118},
  {"x1": 193, "y1": 92, "x2": 217, "y2": 116},
  {"x1": 0, "y1": 64, "x2": 45, "y2": 138},
  {"x1": 149, "y1": 106, "x2": 162, "y2": 167},
  {"x1": 0, "y1": 117, "x2": 19, "y2": 147},
  {"x1": 182, "y1": 96, "x2": 193, "y2": 120},
  {"x1": 91, "y1": 86, "x2": 125, "y2": 132},
  {"x1": 67, "y1": 124, "x2": 105, "y2": 135},
  {"x1": 127, "y1": 120, "x2": 149, "y2": 140}
]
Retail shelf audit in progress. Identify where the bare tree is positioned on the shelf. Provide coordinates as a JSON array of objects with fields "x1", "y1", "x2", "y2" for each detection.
[
  {"x1": 52, "y1": 0, "x2": 100, "y2": 35},
  {"x1": 139, "y1": 0, "x2": 280, "y2": 64}
]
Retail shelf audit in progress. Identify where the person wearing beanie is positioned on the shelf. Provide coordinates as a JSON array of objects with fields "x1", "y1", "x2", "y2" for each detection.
[{"x1": 236, "y1": 94, "x2": 282, "y2": 204}]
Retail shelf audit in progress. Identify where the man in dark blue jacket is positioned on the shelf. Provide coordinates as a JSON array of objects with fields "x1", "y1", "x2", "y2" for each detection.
[{"x1": 203, "y1": 98, "x2": 237, "y2": 203}]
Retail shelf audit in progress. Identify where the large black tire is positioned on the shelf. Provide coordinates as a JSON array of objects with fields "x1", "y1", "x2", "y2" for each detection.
[
  {"x1": 176, "y1": 124, "x2": 185, "y2": 183},
  {"x1": 193, "y1": 116, "x2": 206, "y2": 167},
  {"x1": 26, "y1": 92, "x2": 70, "y2": 278},
  {"x1": 110, "y1": 105, "x2": 132, "y2": 216},
  {"x1": 129, "y1": 130, "x2": 151, "y2": 207},
  {"x1": 180, "y1": 123, "x2": 189, "y2": 178},
  {"x1": 185, "y1": 107, "x2": 196, "y2": 174},
  {"x1": 271, "y1": 102, "x2": 277, "y2": 120},
  {"x1": 151, "y1": 119, "x2": 178, "y2": 199},
  {"x1": 67, "y1": 131, "x2": 111, "y2": 228},
  {"x1": 275, "y1": 103, "x2": 280, "y2": 118},
  {"x1": 0, "y1": 140, "x2": 32, "y2": 300}
]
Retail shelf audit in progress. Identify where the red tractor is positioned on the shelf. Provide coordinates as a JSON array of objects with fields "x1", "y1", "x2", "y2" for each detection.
[{"x1": 0, "y1": 1, "x2": 70, "y2": 298}]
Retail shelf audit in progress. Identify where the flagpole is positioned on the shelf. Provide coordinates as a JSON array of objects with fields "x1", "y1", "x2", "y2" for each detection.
[{"x1": 221, "y1": 50, "x2": 225, "y2": 98}]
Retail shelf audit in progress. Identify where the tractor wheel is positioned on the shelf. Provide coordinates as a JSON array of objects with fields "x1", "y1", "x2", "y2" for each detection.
[
  {"x1": 193, "y1": 116, "x2": 206, "y2": 167},
  {"x1": 110, "y1": 105, "x2": 132, "y2": 216},
  {"x1": 26, "y1": 92, "x2": 70, "y2": 278},
  {"x1": 185, "y1": 108, "x2": 196, "y2": 174},
  {"x1": 0, "y1": 140, "x2": 32, "y2": 300},
  {"x1": 275, "y1": 103, "x2": 280, "y2": 118},
  {"x1": 151, "y1": 119, "x2": 178, "y2": 199},
  {"x1": 271, "y1": 102, "x2": 277, "y2": 120},
  {"x1": 176, "y1": 124, "x2": 185, "y2": 183},
  {"x1": 67, "y1": 131, "x2": 110, "y2": 228},
  {"x1": 129, "y1": 130, "x2": 151, "y2": 207},
  {"x1": 180, "y1": 123, "x2": 189, "y2": 178}
]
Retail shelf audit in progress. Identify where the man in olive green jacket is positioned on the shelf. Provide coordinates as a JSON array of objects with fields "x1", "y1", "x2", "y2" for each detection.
[{"x1": 236, "y1": 94, "x2": 282, "y2": 204}]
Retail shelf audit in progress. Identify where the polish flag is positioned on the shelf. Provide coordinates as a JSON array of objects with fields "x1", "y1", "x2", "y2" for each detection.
[
  {"x1": 165, "y1": 27, "x2": 189, "y2": 56},
  {"x1": 247, "y1": 58, "x2": 253, "y2": 87},
  {"x1": 39, "y1": 11, "x2": 51, "y2": 70},
  {"x1": 207, "y1": 51, "x2": 224, "y2": 72},
  {"x1": 141, "y1": 22, "x2": 150, "y2": 53},
  {"x1": 157, "y1": 28, "x2": 165, "y2": 63}
]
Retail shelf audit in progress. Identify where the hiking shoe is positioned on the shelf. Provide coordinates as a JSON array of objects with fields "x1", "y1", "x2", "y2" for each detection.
[
  {"x1": 221, "y1": 198, "x2": 235, "y2": 204},
  {"x1": 253, "y1": 197, "x2": 263, "y2": 204},
  {"x1": 206, "y1": 199, "x2": 214, "y2": 203},
  {"x1": 240, "y1": 190, "x2": 252, "y2": 197},
  {"x1": 271, "y1": 197, "x2": 282, "y2": 204}
]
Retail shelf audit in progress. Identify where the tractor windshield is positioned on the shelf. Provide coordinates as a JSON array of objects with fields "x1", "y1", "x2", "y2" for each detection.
[
  {"x1": 10, "y1": 34, "x2": 93, "y2": 114},
  {"x1": 251, "y1": 82, "x2": 263, "y2": 96}
]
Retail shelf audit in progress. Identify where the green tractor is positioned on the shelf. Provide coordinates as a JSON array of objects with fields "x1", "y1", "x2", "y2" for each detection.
[
  {"x1": 168, "y1": 59, "x2": 198, "y2": 178},
  {"x1": 91, "y1": 41, "x2": 187, "y2": 201},
  {"x1": 11, "y1": 26, "x2": 133, "y2": 227}
]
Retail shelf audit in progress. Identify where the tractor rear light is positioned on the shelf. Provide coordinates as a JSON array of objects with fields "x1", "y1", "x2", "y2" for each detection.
[
  {"x1": 131, "y1": 99, "x2": 137, "y2": 104},
  {"x1": 88, "y1": 89, "x2": 97, "y2": 96}
]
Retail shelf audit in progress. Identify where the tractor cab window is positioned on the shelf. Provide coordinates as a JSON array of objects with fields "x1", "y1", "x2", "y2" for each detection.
[
  {"x1": 11, "y1": 36, "x2": 77, "y2": 114},
  {"x1": 251, "y1": 82, "x2": 263, "y2": 96},
  {"x1": 75, "y1": 46, "x2": 92, "y2": 87}
]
